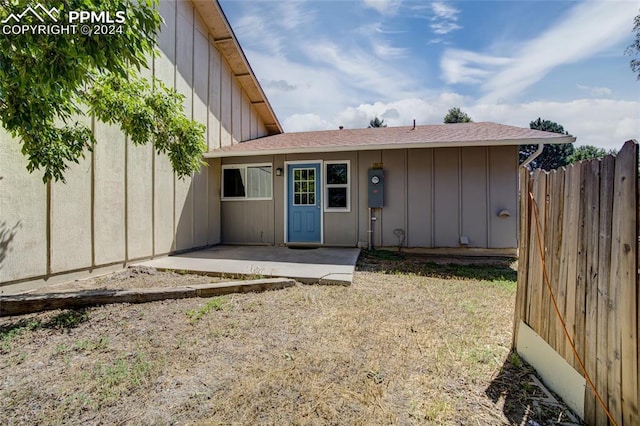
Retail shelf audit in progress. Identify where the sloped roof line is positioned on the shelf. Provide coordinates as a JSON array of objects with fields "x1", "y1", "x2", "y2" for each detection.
[
  {"x1": 204, "y1": 122, "x2": 576, "y2": 158},
  {"x1": 191, "y1": 0, "x2": 282, "y2": 135}
]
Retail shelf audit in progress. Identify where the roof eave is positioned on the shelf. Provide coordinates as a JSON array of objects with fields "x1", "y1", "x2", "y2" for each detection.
[
  {"x1": 190, "y1": 0, "x2": 283, "y2": 135},
  {"x1": 203, "y1": 135, "x2": 576, "y2": 158}
]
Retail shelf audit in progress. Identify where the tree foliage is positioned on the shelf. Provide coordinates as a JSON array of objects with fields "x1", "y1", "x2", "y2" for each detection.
[
  {"x1": 368, "y1": 117, "x2": 387, "y2": 128},
  {"x1": 519, "y1": 118, "x2": 574, "y2": 171},
  {"x1": 443, "y1": 107, "x2": 472, "y2": 123},
  {"x1": 567, "y1": 145, "x2": 617, "y2": 164},
  {"x1": 627, "y1": 10, "x2": 640, "y2": 79},
  {"x1": 85, "y1": 75, "x2": 206, "y2": 177},
  {"x1": 0, "y1": 0, "x2": 206, "y2": 182}
]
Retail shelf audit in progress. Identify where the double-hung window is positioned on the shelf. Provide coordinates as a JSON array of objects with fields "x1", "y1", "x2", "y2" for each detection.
[
  {"x1": 324, "y1": 161, "x2": 350, "y2": 212},
  {"x1": 222, "y1": 164, "x2": 272, "y2": 200}
]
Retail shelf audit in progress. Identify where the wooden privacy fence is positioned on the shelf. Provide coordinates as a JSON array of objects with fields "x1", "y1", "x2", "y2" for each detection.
[{"x1": 514, "y1": 140, "x2": 638, "y2": 425}]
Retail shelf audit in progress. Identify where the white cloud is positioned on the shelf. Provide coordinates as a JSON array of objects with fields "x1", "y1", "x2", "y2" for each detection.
[
  {"x1": 279, "y1": 95, "x2": 639, "y2": 152},
  {"x1": 478, "y1": 1, "x2": 638, "y2": 103},
  {"x1": 441, "y1": 49, "x2": 512, "y2": 84},
  {"x1": 437, "y1": 1, "x2": 637, "y2": 103},
  {"x1": 304, "y1": 41, "x2": 422, "y2": 100},
  {"x1": 470, "y1": 98, "x2": 640, "y2": 150},
  {"x1": 431, "y1": 2, "x2": 459, "y2": 20},
  {"x1": 430, "y1": 2, "x2": 461, "y2": 35},
  {"x1": 372, "y1": 41, "x2": 408, "y2": 58},
  {"x1": 230, "y1": 2, "x2": 314, "y2": 56},
  {"x1": 277, "y1": 1, "x2": 313, "y2": 30},
  {"x1": 283, "y1": 113, "x2": 333, "y2": 132},
  {"x1": 362, "y1": 0, "x2": 401, "y2": 15},
  {"x1": 576, "y1": 84, "x2": 613, "y2": 97},
  {"x1": 431, "y1": 22, "x2": 461, "y2": 35},
  {"x1": 263, "y1": 80, "x2": 297, "y2": 92}
]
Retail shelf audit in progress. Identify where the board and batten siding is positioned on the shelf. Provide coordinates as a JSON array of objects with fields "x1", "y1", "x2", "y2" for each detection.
[
  {"x1": 361, "y1": 146, "x2": 518, "y2": 250},
  {"x1": 0, "y1": 1, "x2": 270, "y2": 291},
  {"x1": 219, "y1": 146, "x2": 518, "y2": 251}
]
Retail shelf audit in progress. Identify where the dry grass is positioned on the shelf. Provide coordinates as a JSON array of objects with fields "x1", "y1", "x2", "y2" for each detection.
[{"x1": 0, "y1": 253, "x2": 579, "y2": 425}]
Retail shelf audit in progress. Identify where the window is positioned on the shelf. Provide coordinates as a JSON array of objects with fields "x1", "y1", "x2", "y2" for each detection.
[
  {"x1": 222, "y1": 164, "x2": 272, "y2": 200},
  {"x1": 325, "y1": 161, "x2": 350, "y2": 211},
  {"x1": 293, "y1": 168, "x2": 316, "y2": 205}
]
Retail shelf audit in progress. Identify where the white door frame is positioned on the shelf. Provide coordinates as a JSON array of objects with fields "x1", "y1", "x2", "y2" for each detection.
[{"x1": 283, "y1": 160, "x2": 324, "y2": 244}]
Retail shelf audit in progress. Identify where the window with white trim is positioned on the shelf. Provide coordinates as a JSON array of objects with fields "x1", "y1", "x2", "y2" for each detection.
[
  {"x1": 324, "y1": 161, "x2": 350, "y2": 211},
  {"x1": 222, "y1": 164, "x2": 272, "y2": 200}
]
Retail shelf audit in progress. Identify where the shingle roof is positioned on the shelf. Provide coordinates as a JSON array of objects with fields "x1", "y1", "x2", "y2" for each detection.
[{"x1": 205, "y1": 122, "x2": 575, "y2": 158}]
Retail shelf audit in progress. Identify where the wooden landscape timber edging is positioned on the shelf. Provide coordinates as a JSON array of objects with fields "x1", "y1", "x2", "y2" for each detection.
[
  {"x1": 0, "y1": 278, "x2": 296, "y2": 317},
  {"x1": 514, "y1": 140, "x2": 639, "y2": 425}
]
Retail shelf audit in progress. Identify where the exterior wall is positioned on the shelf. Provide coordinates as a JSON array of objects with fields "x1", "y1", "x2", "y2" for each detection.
[
  {"x1": 220, "y1": 156, "x2": 277, "y2": 244},
  {"x1": 219, "y1": 146, "x2": 519, "y2": 251},
  {"x1": 0, "y1": 1, "x2": 270, "y2": 290},
  {"x1": 373, "y1": 146, "x2": 518, "y2": 250}
]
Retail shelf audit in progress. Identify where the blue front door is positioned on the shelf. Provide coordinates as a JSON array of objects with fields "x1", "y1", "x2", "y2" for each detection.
[{"x1": 287, "y1": 163, "x2": 321, "y2": 243}]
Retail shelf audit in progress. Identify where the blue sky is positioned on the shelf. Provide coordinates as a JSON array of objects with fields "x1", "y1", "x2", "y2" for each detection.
[{"x1": 219, "y1": 0, "x2": 640, "y2": 150}]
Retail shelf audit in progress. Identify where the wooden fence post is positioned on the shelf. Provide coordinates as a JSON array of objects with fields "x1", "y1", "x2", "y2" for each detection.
[{"x1": 514, "y1": 167, "x2": 532, "y2": 347}]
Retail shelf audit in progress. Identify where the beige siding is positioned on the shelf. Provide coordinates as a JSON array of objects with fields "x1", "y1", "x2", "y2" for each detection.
[
  {"x1": 406, "y1": 149, "x2": 433, "y2": 247},
  {"x1": 221, "y1": 155, "x2": 275, "y2": 244},
  {"x1": 221, "y1": 201, "x2": 275, "y2": 244},
  {"x1": 93, "y1": 122, "x2": 126, "y2": 265},
  {"x1": 231, "y1": 83, "x2": 242, "y2": 144},
  {"x1": 321, "y1": 152, "x2": 358, "y2": 246},
  {"x1": 219, "y1": 147, "x2": 518, "y2": 252},
  {"x1": 126, "y1": 142, "x2": 153, "y2": 260},
  {"x1": 273, "y1": 154, "x2": 286, "y2": 244},
  {"x1": 433, "y1": 148, "x2": 461, "y2": 247},
  {"x1": 461, "y1": 147, "x2": 488, "y2": 247},
  {"x1": 241, "y1": 93, "x2": 251, "y2": 142},
  {"x1": 220, "y1": 61, "x2": 232, "y2": 147},
  {"x1": 0, "y1": 137, "x2": 47, "y2": 282},
  {"x1": 357, "y1": 150, "x2": 382, "y2": 246},
  {"x1": 50, "y1": 151, "x2": 92, "y2": 273},
  {"x1": 489, "y1": 146, "x2": 518, "y2": 248},
  {"x1": 0, "y1": 1, "x2": 272, "y2": 289},
  {"x1": 207, "y1": 159, "x2": 222, "y2": 245},
  {"x1": 208, "y1": 47, "x2": 222, "y2": 150},
  {"x1": 174, "y1": 5, "x2": 194, "y2": 251},
  {"x1": 380, "y1": 150, "x2": 407, "y2": 247}
]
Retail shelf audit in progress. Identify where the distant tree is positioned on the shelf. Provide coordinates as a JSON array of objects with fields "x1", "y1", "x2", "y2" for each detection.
[
  {"x1": 626, "y1": 10, "x2": 640, "y2": 79},
  {"x1": 443, "y1": 107, "x2": 472, "y2": 123},
  {"x1": 529, "y1": 117, "x2": 569, "y2": 135},
  {"x1": 567, "y1": 145, "x2": 617, "y2": 163},
  {"x1": 368, "y1": 117, "x2": 387, "y2": 128},
  {"x1": 519, "y1": 118, "x2": 575, "y2": 170}
]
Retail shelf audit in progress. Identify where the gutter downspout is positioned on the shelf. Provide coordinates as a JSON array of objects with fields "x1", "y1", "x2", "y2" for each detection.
[{"x1": 521, "y1": 143, "x2": 544, "y2": 169}]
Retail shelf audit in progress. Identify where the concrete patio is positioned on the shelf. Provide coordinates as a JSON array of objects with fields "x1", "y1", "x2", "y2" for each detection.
[{"x1": 137, "y1": 245, "x2": 361, "y2": 285}]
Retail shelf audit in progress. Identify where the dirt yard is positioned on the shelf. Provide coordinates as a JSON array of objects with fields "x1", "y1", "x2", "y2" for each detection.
[{"x1": 0, "y1": 252, "x2": 580, "y2": 425}]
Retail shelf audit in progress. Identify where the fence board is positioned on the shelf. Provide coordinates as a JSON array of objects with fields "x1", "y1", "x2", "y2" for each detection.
[
  {"x1": 595, "y1": 155, "x2": 614, "y2": 425},
  {"x1": 515, "y1": 140, "x2": 638, "y2": 426},
  {"x1": 553, "y1": 168, "x2": 567, "y2": 358},
  {"x1": 541, "y1": 170, "x2": 554, "y2": 344},
  {"x1": 573, "y1": 162, "x2": 588, "y2": 371},
  {"x1": 549, "y1": 170, "x2": 565, "y2": 350},
  {"x1": 563, "y1": 163, "x2": 581, "y2": 365},
  {"x1": 613, "y1": 142, "x2": 638, "y2": 425},
  {"x1": 527, "y1": 170, "x2": 547, "y2": 334},
  {"x1": 513, "y1": 167, "x2": 532, "y2": 346},
  {"x1": 583, "y1": 159, "x2": 601, "y2": 422}
]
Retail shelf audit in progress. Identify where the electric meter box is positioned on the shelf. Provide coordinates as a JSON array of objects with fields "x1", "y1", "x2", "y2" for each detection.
[{"x1": 368, "y1": 169, "x2": 384, "y2": 208}]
